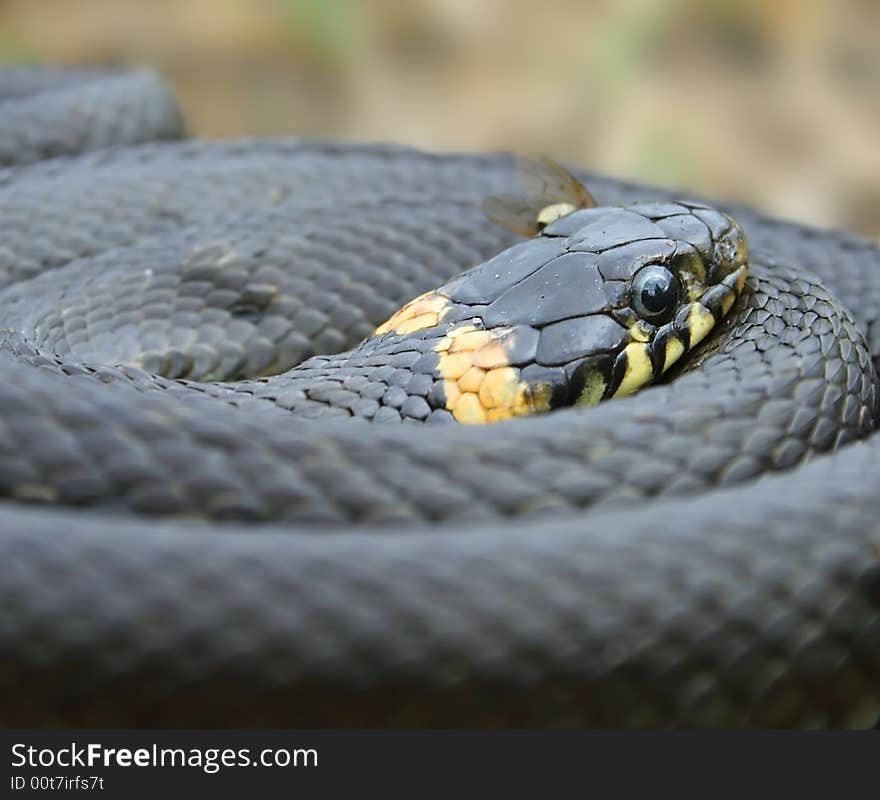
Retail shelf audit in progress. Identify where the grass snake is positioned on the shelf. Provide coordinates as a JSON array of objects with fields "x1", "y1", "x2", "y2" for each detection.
[{"x1": 1, "y1": 67, "x2": 879, "y2": 727}]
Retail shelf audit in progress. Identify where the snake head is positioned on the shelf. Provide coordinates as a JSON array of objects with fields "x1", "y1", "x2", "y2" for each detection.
[{"x1": 370, "y1": 200, "x2": 748, "y2": 424}]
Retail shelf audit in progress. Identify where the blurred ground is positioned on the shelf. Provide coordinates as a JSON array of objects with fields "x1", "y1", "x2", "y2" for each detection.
[{"x1": 1, "y1": 0, "x2": 878, "y2": 239}]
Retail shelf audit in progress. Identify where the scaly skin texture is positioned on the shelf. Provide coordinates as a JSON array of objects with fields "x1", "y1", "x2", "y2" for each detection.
[{"x1": 0, "y1": 69, "x2": 879, "y2": 727}]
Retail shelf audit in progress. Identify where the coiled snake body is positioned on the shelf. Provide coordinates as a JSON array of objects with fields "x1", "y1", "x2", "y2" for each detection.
[{"x1": 1, "y1": 68, "x2": 879, "y2": 727}]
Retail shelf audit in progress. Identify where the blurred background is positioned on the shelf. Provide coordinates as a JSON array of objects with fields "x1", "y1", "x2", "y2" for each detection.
[{"x1": 1, "y1": 0, "x2": 878, "y2": 239}]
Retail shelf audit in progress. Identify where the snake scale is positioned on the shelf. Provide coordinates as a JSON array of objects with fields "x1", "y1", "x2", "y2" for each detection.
[{"x1": 1, "y1": 67, "x2": 879, "y2": 728}]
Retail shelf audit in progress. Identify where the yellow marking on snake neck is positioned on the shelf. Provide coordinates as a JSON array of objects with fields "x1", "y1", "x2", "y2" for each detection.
[
  {"x1": 442, "y1": 379, "x2": 461, "y2": 408},
  {"x1": 453, "y1": 393, "x2": 486, "y2": 424},
  {"x1": 449, "y1": 329, "x2": 491, "y2": 352},
  {"x1": 373, "y1": 290, "x2": 451, "y2": 336},
  {"x1": 459, "y1": 366, "x2": 486, "y2": 392},
  {"x1": 437, "y1": 350, "x2": 472, "y2": 380},
  {"x1": 479, "y1": 367, "x2": 521, "y2": 409},
  {"x1": 472, "y1": 340, "x2": 510, "y2": 369},
  {"x1": 613, "y1": 342, "x2": 654, "y2": 398},
  {"x1": 434, "y1": 323, "x2": 552, "y2": 424},
  {"x1": 394, "y1": 312, "x2": 439, "y2": 335}
]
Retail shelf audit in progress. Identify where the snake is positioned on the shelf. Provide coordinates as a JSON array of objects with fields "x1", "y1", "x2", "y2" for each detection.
[{"x1": 1, "y1": 67, "x2": 879, "y2": 728}]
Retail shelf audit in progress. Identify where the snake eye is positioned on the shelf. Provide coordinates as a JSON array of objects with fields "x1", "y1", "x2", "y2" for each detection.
[{"x1": 631, "y1": 264, "x2": 681, "y2": 322}]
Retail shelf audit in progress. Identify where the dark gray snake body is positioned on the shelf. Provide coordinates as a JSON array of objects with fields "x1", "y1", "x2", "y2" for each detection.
[{"x1": 1, "y1": 68, "x2": 879, "y2": 727}]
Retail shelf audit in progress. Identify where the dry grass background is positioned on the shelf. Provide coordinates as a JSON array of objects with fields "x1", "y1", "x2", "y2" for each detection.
[{"x1": 1, "y1": 0, "x2": 878, "y2": 238}]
